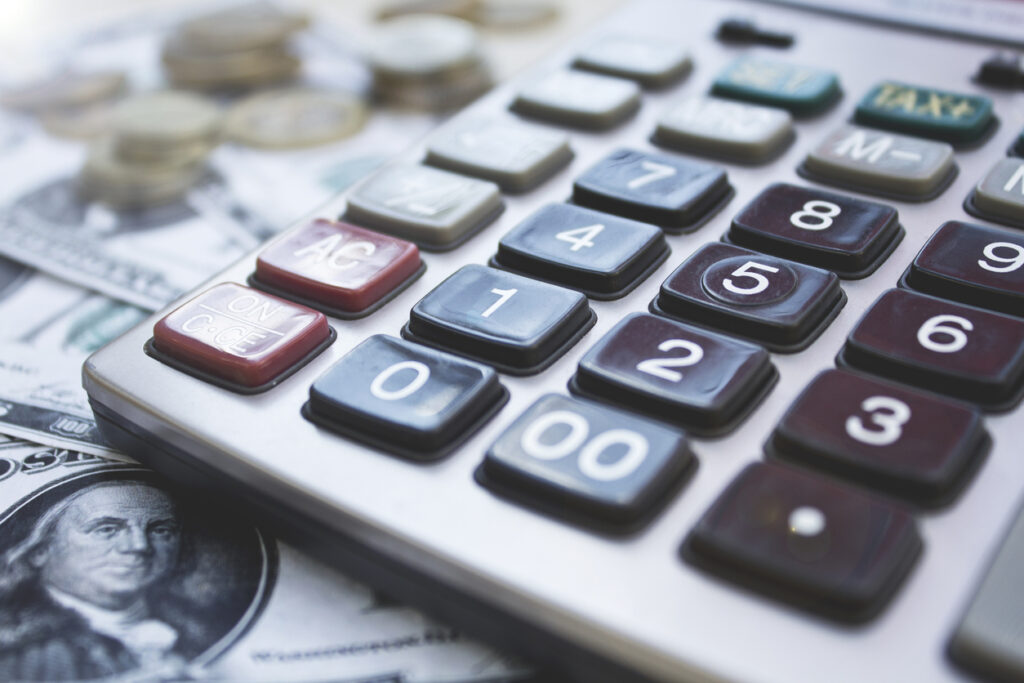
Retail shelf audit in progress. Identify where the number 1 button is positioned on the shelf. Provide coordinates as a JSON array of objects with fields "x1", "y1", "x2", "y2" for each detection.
[
  {"x1": 478, "y1": 394, "x2": 696, "y2": 530},
  {"x1": 839, "y1": 289, "x2": 1024, "y2": 411},
  {"x1": 405, "y1": 265, "x2": 596, "y2": 375}
]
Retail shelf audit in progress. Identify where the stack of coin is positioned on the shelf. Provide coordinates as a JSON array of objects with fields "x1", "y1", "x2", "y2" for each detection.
[
  {"x1": 78, "y1": 91, "x2": 221, "y2": 209},
  {"x1": 223, "y1": 87, "x2": 369, "y2": 149},
  {"x1": 0, "y1": 71, "x2": 127, "y2": 140},
  {"x1": 375, "y1": 0, "x2": 559, "y2": 30},
  {"x1": 369, "y1": 14, "x2": 493, "y2": 111},
  {"x1": 161, "y1": 2, "x2": 309, "y2": 91}
]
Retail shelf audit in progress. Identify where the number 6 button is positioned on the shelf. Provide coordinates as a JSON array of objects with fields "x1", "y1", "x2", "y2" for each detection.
[
  {"x1": 767, "y1": 369, "x2": 990, "y2": 506},
  {"x1": 652, "y1": 243, "x2": 845, "y2": 352},
  {"x1": 839, "y1": 289, "x2": 1024, "y2": 411},
  {"x1": 478, "y1": 394, "x2": 696, "y2": 531},
  {"x1": 404, "y1": 265, "x2": 596, "y2": 375},
  {"x1": 571, "y1": 313, "x2": 777, "y2": 436}
]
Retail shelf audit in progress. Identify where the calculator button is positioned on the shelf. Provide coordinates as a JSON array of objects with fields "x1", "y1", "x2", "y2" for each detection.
[
  {"x1": 424, "y1": 117, "x2": 573, "y2": 192},
  {"x1": 1014, "y1": 127, "x2": 1024, "y2": 157},
  {"x1": 684, "y1": 461, "x2": 922, "y2": 622},
  {"x1": 652, "y1": 95, "x2": 793, "y2": 164},
  {"x1": 571, "y1": 313, "x2": 777, "y2": 436},
  {"x1": 652, "y1": 243, "x2": 845, "y2": 352},
  {"x1": 800, "y1": 124, "x2": 956, "y2": 201},
  {"x1": 854, "y1": 81, "x2": 995, "y2": 145},
  {"x1": 252, "y1": 219, "x2": 423, "y2": 318},
  {"x1": 839, "y1": 289, "x2": 1024, "y2": 411},
  {"x1": 728, "y1": 183, "x2": 903, "y2": 278},
  {"x1": 306, "y1": 335, "x2": 507, "y2": 460},
  {"x1": 404, "y1": 264, "x2": 596, "y2": 375},
  {"x1": 151, "y1": 282, "x2": 332, "y2": 391},
  {"x1": 343, "y1": 164, "x2": 503, "y2": 250},
  {"x1": 965, "y1": 157, "x2": 1024, "y2": 228},
  {"x1": 902, "y1": 221, "x2": 1024, "y2": 317},
  {"x1": 572, "y1": 148, "x2": 732, "y2": 233},
  {"x1": 478, "y1": 393, "x2": 696, "y2": 530},
  {"x1": 710, "y1": 56, "x2": 840, "y2": 116},
  {"x1": 510, "y1": 69, "x2": 641, "y2": 130},
  {"x1": 768, "y1": 369, "x2": 989, "y2": 506},
  {"x1": 493, "y1": 204, "x2": 668, "y2": 299},
  {"x1": 572, "y1": 35, "x2": 692, "y2": 88}
]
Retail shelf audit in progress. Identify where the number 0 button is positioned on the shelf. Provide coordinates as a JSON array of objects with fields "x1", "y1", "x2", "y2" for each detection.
[
  {"x1": 306, "y1": 335, "x2": 507, "y2": 460},
  {"x1": 478, "y1": 394, "x2": 696, "y2": 531},
  {"x1": 839, "y1": 289, "x2": 1024, "y2": 411},
  {"x1": 653, "y1": 243, "x2": 845, "y2": 352},
  {"x1": 405, "y1": 265, "x2": 596, "y2": 375},
  {"x1": 571, "y1": 313, "x2": 777, "y2": 436}
]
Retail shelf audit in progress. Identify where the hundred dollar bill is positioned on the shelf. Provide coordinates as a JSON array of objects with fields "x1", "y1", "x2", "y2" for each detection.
[{"x1": 0, "y1": 444, "x2": 527, "y2": 682}]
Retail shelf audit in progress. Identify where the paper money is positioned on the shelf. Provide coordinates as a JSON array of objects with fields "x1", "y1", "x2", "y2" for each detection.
[{"x1": 0, "y1": 445, "x2": 527, "y2": 682}]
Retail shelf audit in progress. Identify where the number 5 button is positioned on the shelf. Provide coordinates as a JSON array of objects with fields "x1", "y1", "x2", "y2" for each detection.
[
  {"x1": 652, "y1": 243, "x2": 845, "y2": 352},
  {"x1": 839, "y1": 289, "x2": 1024, "y2": 411},
  {"x1": 404, "y1": 265, "x2": 596, "y2": 375},
  {"x1": 571, "y1": 313, "x2": 777, "y2": 436},
  {"x1": 478, "y1": 394, "x2": 696, "y2": 531},
  {"x1": 767, "y1": 369, "x2": 990, "y2": 506}
]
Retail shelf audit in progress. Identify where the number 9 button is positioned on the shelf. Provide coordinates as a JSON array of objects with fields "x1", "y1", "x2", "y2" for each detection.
[
  {"x1": 571, "y1": 313, "x2": 777, "y2": 436},
  {"x1": 478, "y1": 394, "x2": 696, "y2": 531},
  {"x1": 652, "y1": 243, "x2": 845, "y2": 352},
  {"x1": 728, "y1": 183, "x2": 903, "y2": 278},
  {"x1": 767, "y1": 369, "x2": 989, "y2": 506},
  {"x1": 839, "y1": 289, "x2": 1024, "y2": 411}
]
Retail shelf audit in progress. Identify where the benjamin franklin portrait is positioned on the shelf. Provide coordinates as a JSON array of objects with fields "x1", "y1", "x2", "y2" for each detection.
[{"x1": 0, "y1": 468, "x2": 275, "y2": 681}]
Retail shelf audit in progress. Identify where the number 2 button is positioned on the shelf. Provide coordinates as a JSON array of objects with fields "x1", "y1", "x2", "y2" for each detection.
[
  {"x1": 839, "y1": 289, "x2": 1024, "y2": 411},
  {"x1": 653, "y1": 243, "x2": 845, "y2": 352},
  {"x1": 478, "y1": 394, "x2": 696, "y2": 530},
  {"x1": 405, "y1": 265, "x2": 596, "y2": 374},
  {"x1": 571, "y1": 313, "x2": 777, "y2": 436}
]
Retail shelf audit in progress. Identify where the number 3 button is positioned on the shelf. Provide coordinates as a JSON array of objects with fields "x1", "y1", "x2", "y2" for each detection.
[
  {"x1": 571, "y1": 313, "x2": 777, "y2": 436},
  {"x1": 478, "y1": 394, "x2": 696, "y2": 530},
  {"x1": 839, "y1": 289, "x2": 1024, "y2": 411},
  {"x1": 653, "y1": 243, "x2": 845, "y2": 352}
]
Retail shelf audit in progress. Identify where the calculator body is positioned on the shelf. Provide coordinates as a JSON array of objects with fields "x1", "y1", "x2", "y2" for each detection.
[{"x1": 84, "y1": 1, "x2": 1024, "y2": 681}]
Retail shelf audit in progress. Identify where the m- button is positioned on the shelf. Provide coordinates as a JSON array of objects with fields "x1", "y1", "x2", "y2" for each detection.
[
  {"x1": 151, "y1": 282, "x2": 333, "y2": 392},
  {"x1": 800, "y1": 124, "x2": 956, "y2": 201}
]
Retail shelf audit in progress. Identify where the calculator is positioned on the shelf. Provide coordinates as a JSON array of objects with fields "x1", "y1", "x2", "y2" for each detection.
[{"x1": 83, "y1": 0, "x2": 1024, "y2": 681}]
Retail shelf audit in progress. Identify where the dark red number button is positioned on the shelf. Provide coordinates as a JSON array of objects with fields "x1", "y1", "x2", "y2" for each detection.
[
  {"x1": 478, "y1": 393, "x2": 696, "y2": 531},
  {"x1": 684, "y1": 461, "x2": 922, "y2": 622},
  {"x1": 572, "y1": 148, "x2": 732, "y2": 233},
  {"x1": 767, "y1": 369, "x2": 989, "y2": 506},
  {"x1": 652, "y1": 242, "x2": 845, "y2": 352},
  {"x1": 252, "y1": 219, "x2": 423, "y2": 318},
  {"x1": 570, "y1": 313, "x2": 777, "y2": 436},
  {"x1": 150, "y1": 282, "x2": 333, "y2": 392},
  {"x1": 902, "y1": 220, "x2": 1024, "y2": 317},
  {"x1": 728, "y1": 183, "x2": 903, "y2": 278},
  {"x1": 839, "y1": 289, "x2": 1024, "y2": 411}
]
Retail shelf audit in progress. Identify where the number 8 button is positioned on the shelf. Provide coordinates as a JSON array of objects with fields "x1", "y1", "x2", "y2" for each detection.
[{"x1": 839, "y1": 289, "x2": 1024, "y2": 411}]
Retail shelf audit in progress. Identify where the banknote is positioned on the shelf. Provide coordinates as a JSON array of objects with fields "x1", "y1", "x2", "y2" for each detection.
[{"x1": 0, "y1": 443, "x2": 527, "y2": 682}]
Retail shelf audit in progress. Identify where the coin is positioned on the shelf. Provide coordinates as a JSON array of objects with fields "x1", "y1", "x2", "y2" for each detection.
[
  {"x1": 369, "y1": 15, "x2": 481, "y2": 78},
  {"x1": 223, "y1": 88, "x2": 369, "y2": 148},
  {"x1": 471, "y1": 1, "x2": 559, "y2": 30},
  {"x1": 177, "y1": 1, "x2": 309, "y2": 51},
  {"x1": 79, "y1": 137, "x2": 204, "y2": 208},
  {"x1": 112, "y1": 91, "x2": 221, "y2": 150},
  {"x1": 0, "y1": 71, "x2": 126, "y2": 113},
  {"x1": 376, "y1": 0, "x2": 481, "y2": 21},
  {"x1": 40, "y1": 102, "x2": 116, "y2": 140},
  {"x1": 162, "y1": 36, "x2": 302, "y2": 90}
]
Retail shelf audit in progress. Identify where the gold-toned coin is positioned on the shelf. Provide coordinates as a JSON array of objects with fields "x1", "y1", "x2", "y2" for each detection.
[
  {"x1": 79, "y1": 137, "x2": 204, "y2": 208},
  {"x1": 178, "y1": 1, "x2": 309, "y2": 51},
  {"x1": 163, "y1": 44, "x2": 302, "y2": 90},
  {"x1": 112, "y1": 91, "x2": 221, "y2": 149},
  {"x1": 40, "y1": 102, "x2": 117, "y2": 140},
  {"x1": 0, "y1": 71, "x2": 126, "y2": 113},
  {"x1": 471, "y1": 1, "x2": 559, "y2": 30},
  {"x1": 369, "y1": 15, "x2": 481, "y2": 78},
  {"x1": 223, "y1": 88, "x2": 369, "y2": 148},
  {"x1": 376, "y1": 0, "x2": 481, "y2": 21}
]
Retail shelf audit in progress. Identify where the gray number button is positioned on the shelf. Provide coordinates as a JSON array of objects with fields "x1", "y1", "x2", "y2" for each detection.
[{"x1": 967, "y1": 158, "x2": 1024, "y2": 228}]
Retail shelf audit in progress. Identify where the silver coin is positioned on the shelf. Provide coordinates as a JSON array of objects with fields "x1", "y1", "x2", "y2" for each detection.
[
  {"x1": 40, "y1": 101, "x2": 117, "y2": 140},
  {"x1": 369, "y1": 14, "x2": 481, "y2": 78},
  {"x1": 177, "y1": 1, "x2": 309, "y2": 51},
  {"x1": 223, "y1": 88, "x2": 369, "y2": 148},
  {"x1": 112, "y1": 91, "x2": 221, "y2": 148},
  {"x1": 470, "y1": 0, "x2": 559, "y2": 29},
  {"x1": 79, "y1": 137, "x2": 205, "y2": 208},
  {"x1": 376, "y1": 0, "x2": 481, "y2": 21},
  {"x1": 0, "y1": 71, "x2": 126, "y2": 113},
  {"x1": 162, "y1": 42, "x2": 302, "y2": 90}
]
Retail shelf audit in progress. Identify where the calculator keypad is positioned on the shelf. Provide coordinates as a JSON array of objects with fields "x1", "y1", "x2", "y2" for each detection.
[
  {"x1": 710, "y1": 55, "x2": 840, "y2": 116},
  {"x1": 510, "y1": 69, "x2": 641, "y2": 130},
  {"x1": 572, "y1": 148, "x2": 732, "y2": 233},
  {"x1": 966, "y1": 157, "x2": 1024, "y2": 228},
  {"x1": 684, "y1": 461, "x2": 922, "y2": 622},
  {"x1": 853, "y1": 81, "x2": 995, "y2": 145},
  {"x1": 571, "y1": 313, "x2": 777, "y2": 436},
  {"x1": 479, "y1": 393, "x2": 696, "y2": 530},
  {"x1": 839, "y1": 289, "x2": 1024, "y2": 411},
  {"x1": 728, "y1": 183, "x2": 903, "y2": 278},
  {"x1": 405, "y1": 264, "x2": 595, "y2": 374},
  {"x1": 902, "y1": 220, "x2": 1024, "y2": 317},
  {"x1": 653, "y1": 242, "x2": 845, "y2": 352},
  {"x1": 493, "y1": 203, "x2": 668, "y2": 299},
  {"x1": 768, "y1": 369, "x2": 989, "y2": 506},
  {"x1": 306, "y1": 335, "x2": 507, "y2": 460}
]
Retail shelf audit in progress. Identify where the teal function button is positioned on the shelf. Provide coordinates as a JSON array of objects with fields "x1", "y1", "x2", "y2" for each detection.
[
  {"x1": 711, "y1": 56, "x2": 840, "y2": 116},
  {"x1": 854, "y1": 81, "x2": 994, "y2": 145}
]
